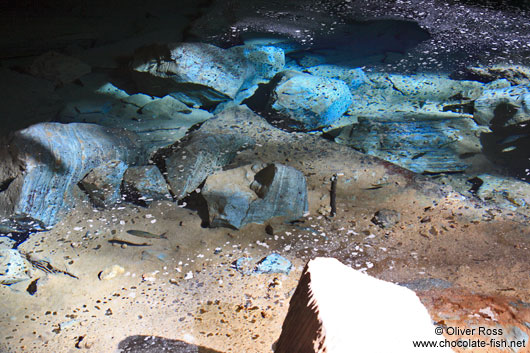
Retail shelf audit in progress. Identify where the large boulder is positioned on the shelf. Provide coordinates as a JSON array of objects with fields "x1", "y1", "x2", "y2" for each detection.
[
  {"x1": 474, "y1": 85, "x2": 530, "y2": 126},
  {"x1": 275, "y1": 257, "x2": 451, "y2": 353},
  {"x1": 164, "y1": 133, "x2": 255, "y2": 201},
  {"x1": 131, "y1": 42, "x2": 255, "y2": 108},
  {"x1": 0, "y1": 123, "x2": 145, "y2": 228},
  {"x1": 202, "y1": 163, "x2": 308, "y2": 229},
  {"x1": 269, "y1": 70, "x2": 353, "y2": 131}
]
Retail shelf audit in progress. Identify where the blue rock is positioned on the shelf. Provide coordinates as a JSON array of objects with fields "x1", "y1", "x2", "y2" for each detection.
[
  {"x1": 270, "y1": 71, "x2": 353, "y2": 130},
  {"x1": 399, "y1": 278, "x2": 453, "y2": 291},
  {"x1": 122, "y1": 165, "x2": 172, "y2": 204},
  {"x1": 254, "y1": 254, "x2": 292, "y2": 275},
  {"x1": 59, "y1": 89, "x2": 213, "y2": 156},
  {"x1": 306, "y1": 65, "x2": 368, "y2": 89},
  {"x1": 131, "y1": 42, "x2": 255, "y2": 107},
  {"x1": 231, "y1": 257, "x2": 254, "y2": 275},
  {"x1": 202, "y1": 163, "x2": 308, "y2": 229},
  {"x1": 230, "y1": 45, "x2": 286, "y2": 104},
  {"x1": 332, "y1": 115, "x2": 478, "y2": 173},
  {"x1": 231, "y1": 45, "x2": 285, "y2": 80},
  {"x1": 79, "y1": 160, "x2": 128, "y2": 208},
  {"x1": 0, "y1": 123, "x2": 145, "y2": 227}
]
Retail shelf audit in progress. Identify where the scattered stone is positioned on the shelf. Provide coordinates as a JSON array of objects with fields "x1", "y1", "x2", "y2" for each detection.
[
  {"x1": 268, "y1": 70, "x2": 353, "y2": 131},
  {"x1": 164, "y1": 133, "x2": 254, "y2": 200},
  {"x1": 98, "y1": 265, "x2": 125, "y2": 281},
  {"x1": 202, "y1": 163, "x2": 308, "y2": 229},
  {"x1": 0, "y1": 249, "x2": 31, "y2": 285},
  {"x1": 0, "y1": 123, "x2": 145, "y2": 227},
  {"x1": 371, "y1": 209, "x2": 401, "y2": 229},
  {"x1": 79, "y1": 160, "x2": 128, "y2": 208},
  {"x1": 275, "y1": 257, "x2": 452, "y2": 353},
  {"x1": 254, "y1": 254, "x2": 292, "y2": 275},
  {"x1": 29, "y1": 51, "x2": 91, "y2": 86},
  {"x1": 122, "y1": 165, "x2": 172, "y2": 205}
]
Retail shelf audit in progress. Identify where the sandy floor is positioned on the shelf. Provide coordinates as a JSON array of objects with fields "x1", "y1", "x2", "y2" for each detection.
[{"x1": 0, "y1": 125, "x2": 529, "y2": 353}]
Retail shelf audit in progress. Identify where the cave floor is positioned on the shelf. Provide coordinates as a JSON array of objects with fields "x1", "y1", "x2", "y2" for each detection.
[{"x1": 1, "y1": 132, "x2": 529, "y2": 353}]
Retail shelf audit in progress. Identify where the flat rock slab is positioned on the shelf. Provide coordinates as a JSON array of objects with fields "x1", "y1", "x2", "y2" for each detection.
[{"x1": 275, "y1": 257, "x2": 452, "y2": 353}]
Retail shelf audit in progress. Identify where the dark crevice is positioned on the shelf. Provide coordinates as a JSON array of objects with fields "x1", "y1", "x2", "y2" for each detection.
[
  {"x1": 0, "y1": 177, "x2": 15, "y2": 193},
  {"x1": 468, "y1": 177, "x2": 484, "y2": 195}
]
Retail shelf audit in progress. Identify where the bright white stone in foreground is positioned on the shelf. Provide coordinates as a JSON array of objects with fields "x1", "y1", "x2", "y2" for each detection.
[{"x1": 275, "y1": 257, "x2": 452, "y2": 353}]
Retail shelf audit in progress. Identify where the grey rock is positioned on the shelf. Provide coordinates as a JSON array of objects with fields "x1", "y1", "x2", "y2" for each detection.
[
  {"x1": 79, "y1": 160, "x2": 128, "y2": 208},
  {"x1": 0, "y1": 249, "x2": 31, "y2": 285},
  {"x1": 0, "y1": 122, "x2": 145, "y2": 228},
  {"x1": 202, "y1": 163, "x2": 308, "y2": 229},
  {"x1": 371, "y1": 209, "x2": 401, "y2": 229},
  {"x1": 122, "y1": 165, "x2": 172, "y2": 204},
  {"x1": 474, "y1": 85, "x2": 530, "y2": 126},
  {"x1": 164, "y1": 133, "x2": 254, "y2": 200}
]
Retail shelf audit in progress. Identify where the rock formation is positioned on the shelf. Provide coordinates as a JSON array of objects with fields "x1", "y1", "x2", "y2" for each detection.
[{"x1": 202, "y1": 163, "x2": 308, "y2": 229}]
